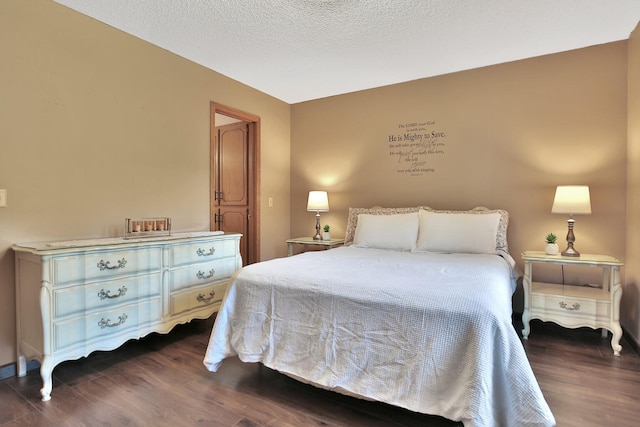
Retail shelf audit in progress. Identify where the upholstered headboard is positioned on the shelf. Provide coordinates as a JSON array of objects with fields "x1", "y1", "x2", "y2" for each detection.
[{"x1": 344, "y1": 206, "x2": 509, "y2": 254}]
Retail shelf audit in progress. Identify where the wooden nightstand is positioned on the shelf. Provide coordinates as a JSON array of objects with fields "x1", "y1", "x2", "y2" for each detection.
[
  {"x1": 286, "y1": 237, "x2": 344, "y2": 257},
  {"x1": 521, "y1": 251, "x2": 624, "y2": 355}
]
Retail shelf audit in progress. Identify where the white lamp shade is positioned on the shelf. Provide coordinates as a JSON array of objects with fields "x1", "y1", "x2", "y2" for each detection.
[
  {"x1": 551, "y1": 185, "x2": 592, "y2": 215},
  {"x1": 307, "y1": 191, "x2": 329, "y2": 212}
]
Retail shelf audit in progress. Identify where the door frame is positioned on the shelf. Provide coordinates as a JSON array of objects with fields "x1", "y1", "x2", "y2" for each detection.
[{"x1": 210, "y1": 102, "x2": 260, "y2": 264}]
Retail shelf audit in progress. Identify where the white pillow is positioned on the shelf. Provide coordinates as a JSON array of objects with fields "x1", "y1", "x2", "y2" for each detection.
[
  {"x1": 352, "y1": 212, "x2": 419, "y2": 251},
  {"x1": 414, "y1": 210, "x2": 500, "y2": 254}
]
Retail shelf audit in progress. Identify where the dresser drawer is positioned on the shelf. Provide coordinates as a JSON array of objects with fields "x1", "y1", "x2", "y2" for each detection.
[
  {"x1": 53, "y1": 273, "x2": 162, "y2": 318},
  {"x1": 169, "y1": 257, "x2": 238, "y2": 291},
  {"x1": 53, "y1": 247, "x2": 163, "y2": 286},
  {"x1": 53, "y1": 298, "x2": 162, "y2": 350},
  {"x1": 170, "y1": 281, "x2": 227, "y2": 316},
  {"x1": 168, "y1": 238, "x2": 238, "y2": 268}
]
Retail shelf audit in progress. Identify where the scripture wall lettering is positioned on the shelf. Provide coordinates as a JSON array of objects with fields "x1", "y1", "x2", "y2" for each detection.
[{"x1": 388, "y1": 120, "x2": 447, "y2": 176}]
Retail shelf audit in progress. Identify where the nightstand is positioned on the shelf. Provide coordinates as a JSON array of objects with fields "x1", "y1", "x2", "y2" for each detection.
[
  {"x1": 286, "y1": 237, "x2": 344, "y2": 257},
  {"x1": 521, "y1": 251, "x2": 624, "y2": 355}
]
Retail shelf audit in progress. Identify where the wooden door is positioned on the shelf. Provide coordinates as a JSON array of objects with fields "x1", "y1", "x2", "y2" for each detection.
[
  {"x1": 211, "y1": 110, "x2": 258, "y2": 266},
  {"x1": 211, "y1": 103, "x2": 260, "y2": 266}
]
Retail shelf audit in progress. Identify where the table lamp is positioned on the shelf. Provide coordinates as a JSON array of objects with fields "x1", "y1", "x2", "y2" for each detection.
[
  {"x1": 551, "y1": 185, "x2": 591, "y2": 257},
  {"x1": 307, "y1": 191, "x2": 329, "y2": 240}
]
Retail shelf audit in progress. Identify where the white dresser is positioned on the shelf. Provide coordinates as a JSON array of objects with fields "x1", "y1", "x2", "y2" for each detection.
[{"x1": 13, "y1": 232, "x2": 242, "y2": 401}]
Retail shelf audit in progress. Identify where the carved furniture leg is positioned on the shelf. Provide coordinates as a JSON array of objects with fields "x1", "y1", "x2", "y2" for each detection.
[
  {"x1": 40, "y1": 355, "x2": 53, "y2": 401},
  {"x1": 611, "y1": 322, "x2": 623, "y2": 356}
]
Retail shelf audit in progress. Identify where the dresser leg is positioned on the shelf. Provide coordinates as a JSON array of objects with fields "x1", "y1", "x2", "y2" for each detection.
[{"x1": 40, "y1": 356, "x2": 53, "y2": 401}]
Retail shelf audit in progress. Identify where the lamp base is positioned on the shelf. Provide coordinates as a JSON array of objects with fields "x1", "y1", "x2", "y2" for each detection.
[
  {"x1": 561, "y1": 217, "x2": 580, "y2": 257},
  {"x1": 313, "y1": 212, "x2": 322, "y2": 240},
  {"x1": 561, "y1": 246, "x2": 580, "y2": 257}
]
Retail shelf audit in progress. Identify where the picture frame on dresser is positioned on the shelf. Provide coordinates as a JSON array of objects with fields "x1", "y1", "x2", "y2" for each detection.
[{"x1": 13, "y1": 232, "x2": 242, "y2": 401}]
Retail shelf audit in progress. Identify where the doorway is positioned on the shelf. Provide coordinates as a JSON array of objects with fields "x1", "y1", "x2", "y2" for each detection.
[{"x1": 210, "y1": 102, "x2": 260, "y2": 265}]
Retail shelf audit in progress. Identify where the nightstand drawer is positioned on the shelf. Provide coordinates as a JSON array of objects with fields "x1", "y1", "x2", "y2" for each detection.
[{"x1": 532, "y1": 293, "x2": 598, "y2": 316}]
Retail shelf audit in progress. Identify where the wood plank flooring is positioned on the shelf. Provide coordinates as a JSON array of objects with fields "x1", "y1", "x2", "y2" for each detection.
[{"x1": 1, "y1": 317, "x2": 639, "y2": 426}]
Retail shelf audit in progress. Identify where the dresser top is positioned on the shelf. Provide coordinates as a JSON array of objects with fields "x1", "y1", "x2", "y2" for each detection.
[{"x1": 13, "y1": 231, "x2": 241, "y2": 254}]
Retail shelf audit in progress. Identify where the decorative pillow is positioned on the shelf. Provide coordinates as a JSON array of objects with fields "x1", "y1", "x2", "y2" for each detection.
[
  {"x1": 431, "y1": 207, "x2": 509, "y2": 252},
  {"x1": 414, "y1": 209, "x2": 504, "y2": 254},
  {"x1": 344, "y1": 206, "x2": 432, "y2": 245},
  {"x1": 352, "y1": 212, "x2": 420, "y2": 251}
]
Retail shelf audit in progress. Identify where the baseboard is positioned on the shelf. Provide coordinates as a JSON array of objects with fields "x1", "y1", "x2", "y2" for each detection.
[
  {"x1": 0, "y1": 360, "x2": 40, "y2": 381},
  {"x1": 623, "y1": 327, "x2": 640, "y2": 356}
]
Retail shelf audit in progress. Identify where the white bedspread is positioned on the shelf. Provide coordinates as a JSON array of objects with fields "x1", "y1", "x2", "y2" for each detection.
[{"x1": 203, "y1": 247, "x2": 555, "y2": 427}]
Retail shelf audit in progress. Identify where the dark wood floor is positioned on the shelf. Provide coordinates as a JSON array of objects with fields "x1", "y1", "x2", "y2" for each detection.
[{"x1": 1, "y1": 317, "x2": 639, "y2": 426}]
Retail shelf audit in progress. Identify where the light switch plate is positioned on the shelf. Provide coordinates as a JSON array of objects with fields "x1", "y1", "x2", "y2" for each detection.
[{"x1": 0, "y1": 189, "x2": 6, "y2": 207}]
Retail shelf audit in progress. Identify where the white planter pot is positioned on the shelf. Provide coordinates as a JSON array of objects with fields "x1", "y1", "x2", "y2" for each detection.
[
  {"x1": 545, "y1": 243, "x2": 559, "y2": 255},
  {"x1": 323, "y1": 232, "x2": 331, "y2": 240}
]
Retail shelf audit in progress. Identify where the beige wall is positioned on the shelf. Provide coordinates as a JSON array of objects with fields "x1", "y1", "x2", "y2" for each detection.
[
  {"x1": 0, "y1": 0, "x2": 636, "y2": 370},
  {"x1": 291, "y1": 42, "x2": 629, "y2": 316},
  {"x1": 625, "y1": 22, "x2": 640, "y2": 345},
  {"x1": 0, "y1": 0, "x2": 291, "y2": 367}
]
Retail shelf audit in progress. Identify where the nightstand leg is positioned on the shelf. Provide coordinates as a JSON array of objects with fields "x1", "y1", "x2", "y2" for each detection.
[
  {"x1": 611, "y1": 322, "x2": 622, "y2": 356},
  {"x1": 611, "y1": 277, "x2": 623, "y2": 356},
  {"x1": 522, "y1": 261, "x2": 531, "y2": 339},
  {"x1": 522, "y1": 311, "x2": 530, "y2": 339}
]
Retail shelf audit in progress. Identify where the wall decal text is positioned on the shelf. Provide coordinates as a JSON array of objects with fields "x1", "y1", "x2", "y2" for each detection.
[{"x1": 388, "y1": 121, "x2": 447, "y2": 176}]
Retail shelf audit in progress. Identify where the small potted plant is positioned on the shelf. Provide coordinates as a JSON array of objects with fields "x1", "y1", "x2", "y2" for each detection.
[
  {"x1": 323, "y1": 224, "x2": 331, "y2": 241},
  {"x1": 544, "y1": 232, "x2": 559, "y2": 255}
]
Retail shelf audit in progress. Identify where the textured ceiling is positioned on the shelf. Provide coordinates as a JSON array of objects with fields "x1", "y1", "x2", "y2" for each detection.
[{"x1": 54, "y1": 0, "x2": 640, "y2": 104}]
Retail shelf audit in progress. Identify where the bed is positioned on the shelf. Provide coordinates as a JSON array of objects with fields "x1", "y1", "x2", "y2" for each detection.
[{"x1": 203, "y1": 207, "x2": 555, "y2": 427}]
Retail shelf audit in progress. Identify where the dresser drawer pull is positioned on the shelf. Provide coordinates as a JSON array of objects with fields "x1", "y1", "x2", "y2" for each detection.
[
  {"x1": 98, "y1": 313, "x2": 128, "y2": 329},
  {"x1": 196, "y1": 269, "x2": 216, "y2": 280},
  {"x1": 196, "y1": 291, "x2": 216, "y2": 303},
  {"x1": 97, "y1": 258, "x2": 127, "y2": 271},
  {"x1": 559, "y1": 301, "x2": 580, "y2": 311},
  {"x1": 197, "y1": 247, "x2": 216, "y2": 257},
  {"x1": 98, "y1": 286, "x2": 128, "y2": 300}
]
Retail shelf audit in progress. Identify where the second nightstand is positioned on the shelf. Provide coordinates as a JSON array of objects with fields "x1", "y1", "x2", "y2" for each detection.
[
  {"x1": 286, "y1": 237, "x2": 344, "y2": 257},
  {"x1": 521, "y1": 251, "x2": 624, "y2": 355}
]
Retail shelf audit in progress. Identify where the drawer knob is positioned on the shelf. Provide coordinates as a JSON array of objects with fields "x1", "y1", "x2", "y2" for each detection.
[
  {"x1": 196, "y1": 247, "x2": 216, "y2": 257},
  {"x1": 97, "y1": 258, "x2": 127, "y2": 271},
  {"x1": 98, "y1": 313, "x2": 128, "y2": 329},
  {"x1": 98, "y1": 286, "x2": 128, "y2": 300},
  {"x1": 196, "y1": 269, "x2": 216, "y2": 280},
  {"x1": 196, "y1": 291, "x2": 216, "y2": 303},
  {"x1": 559, "y1": 301, "x2": 580, "y2": 311}
]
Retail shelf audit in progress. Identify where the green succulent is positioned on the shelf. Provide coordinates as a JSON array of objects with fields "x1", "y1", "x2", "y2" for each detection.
[
  {"x1": 545, "y1": 233, "x2": 557, "y2": 244},
  {"x1": 323, "y1": 224, "x2": 330, "y2": 232}
]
